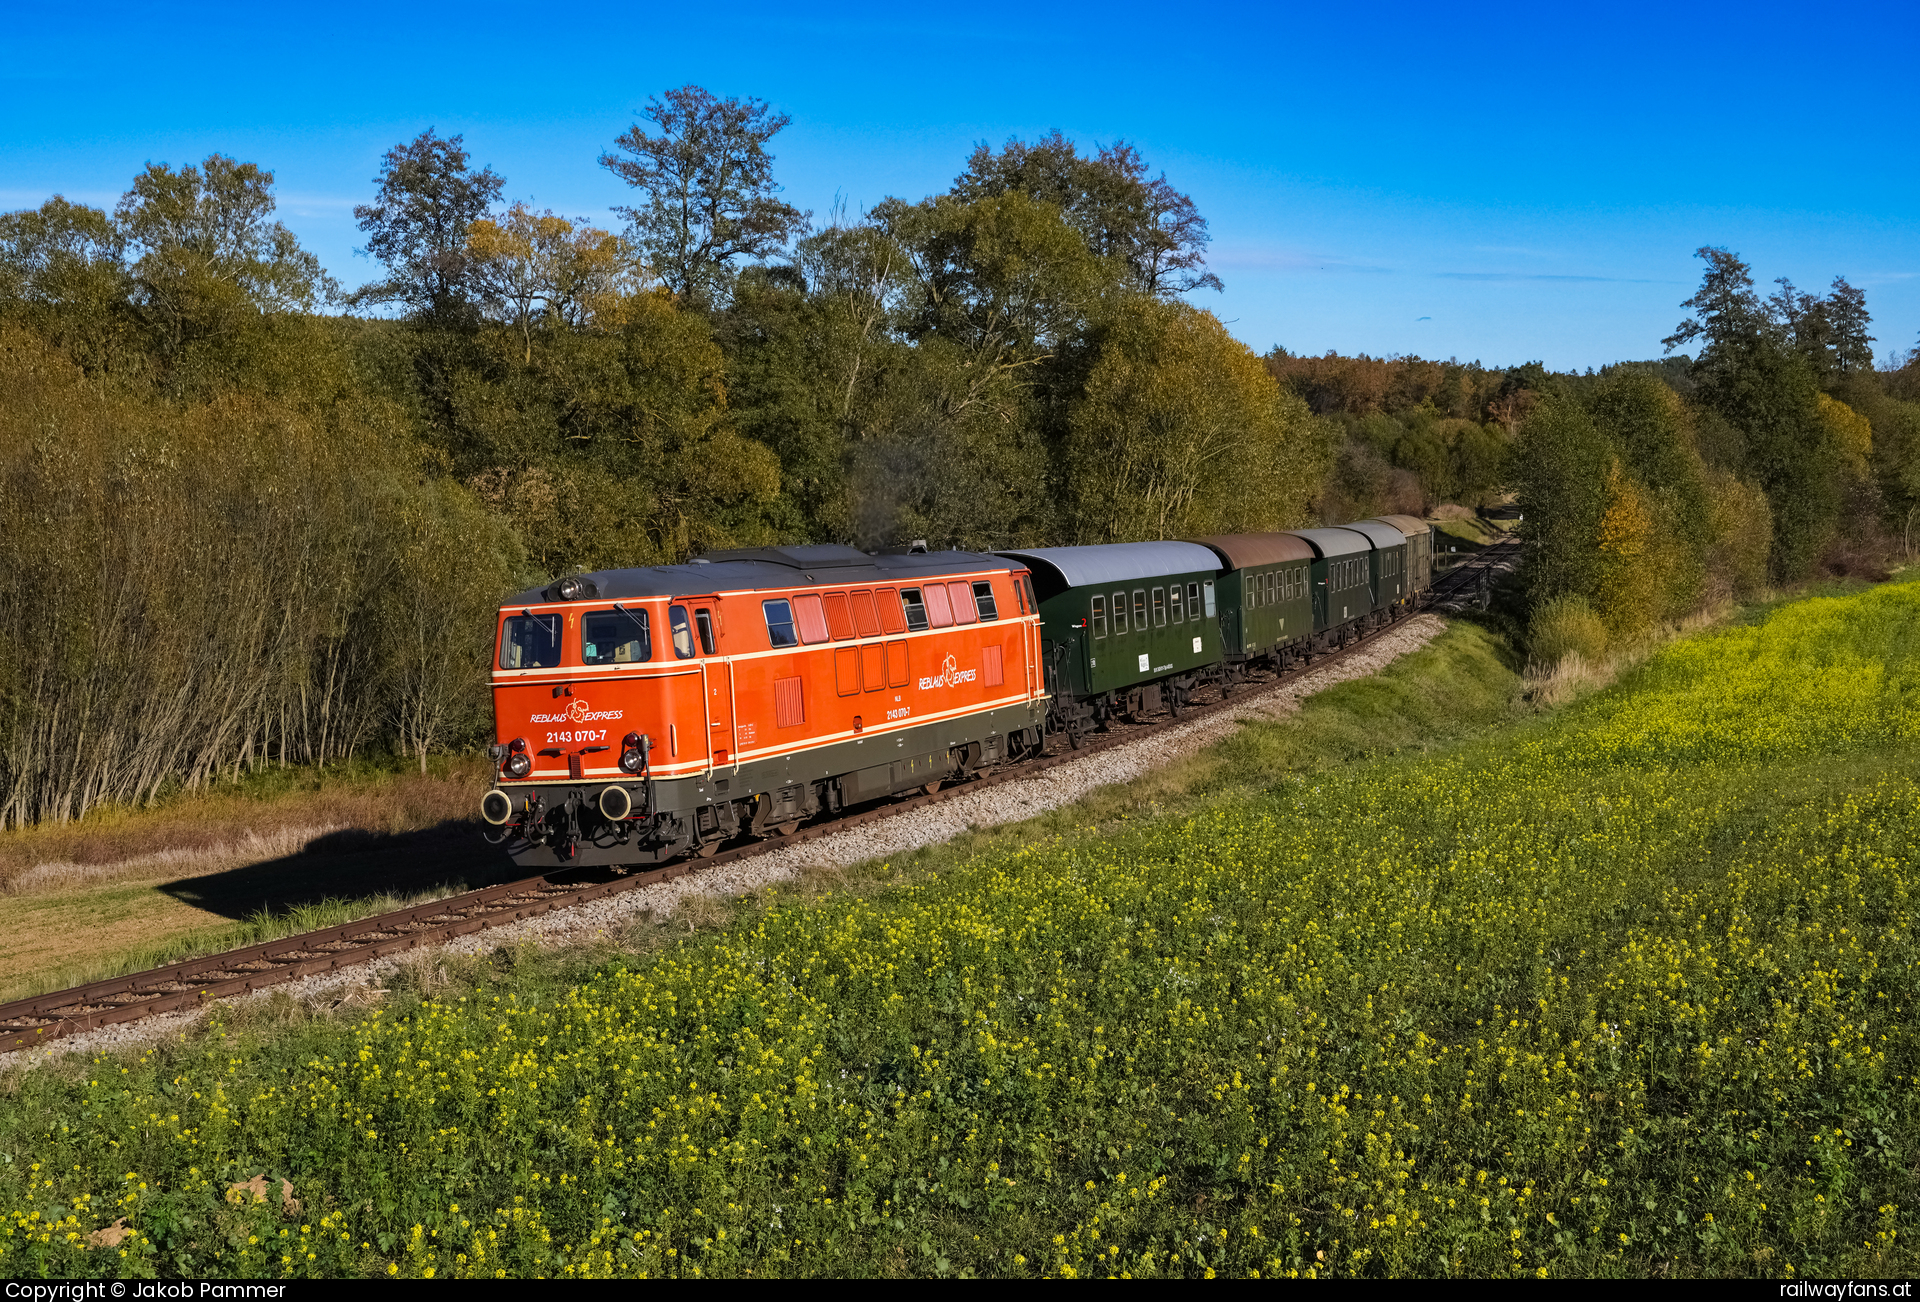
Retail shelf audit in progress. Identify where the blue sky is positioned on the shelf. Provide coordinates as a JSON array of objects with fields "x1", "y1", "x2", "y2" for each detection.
[{"x1": 3, "y1": 0, "x2": 1915, "y2": 371}]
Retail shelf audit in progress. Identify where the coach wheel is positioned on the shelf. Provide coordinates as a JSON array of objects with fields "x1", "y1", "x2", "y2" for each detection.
[{"x1": 923, "y1": 780, "x2": 942, "y2": 795}]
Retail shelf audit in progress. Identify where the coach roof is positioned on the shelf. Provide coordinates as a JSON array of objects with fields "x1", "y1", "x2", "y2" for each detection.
[
  {"x1": 502, "y1": 547, "x2": 1015, "y2": 606},
  {"x1": 996, "y1": 541, "x2": 1222, "y2": 593},
  {"x1": 1187, "y1": 533, "x2": 1317, "y2": 571},
  {"x1": 1340, "y1": 519, "x2": 1408, "y2": 549},
  {"x1": 1284, "y1": 527, "x2": 1375, "y2": 558}
]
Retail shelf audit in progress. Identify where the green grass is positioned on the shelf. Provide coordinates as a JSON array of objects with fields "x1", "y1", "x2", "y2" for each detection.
[{"x1": 4, "y1": 586, "x2": 1917, "y2": 1279}]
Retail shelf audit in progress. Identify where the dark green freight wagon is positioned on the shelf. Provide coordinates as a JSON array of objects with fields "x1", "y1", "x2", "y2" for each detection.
[
  {"x1": 1189, "y1": 533, "x2": 1317, "y2": 673},
  {"x1": 997, "y1": 542, "x2": 1224, "y2": 745}
]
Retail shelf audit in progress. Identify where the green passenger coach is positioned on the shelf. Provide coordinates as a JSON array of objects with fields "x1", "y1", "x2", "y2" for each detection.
[
  {"x1": 1189, "y1": 533, "x2": 1317, "y2": 672},
  {"x1": 1286, "y1": 527, "x2": 1378, "y2": 644},
  {"x1": 1341, "y1": 519, "x2": 1413, "y2": 614},
  {"x1": 997, "y1": 541, "x2": 1224, "y2": 744},
  {"x1": 1368, "y1": 514, "x2": 1434, "y2": 598}
]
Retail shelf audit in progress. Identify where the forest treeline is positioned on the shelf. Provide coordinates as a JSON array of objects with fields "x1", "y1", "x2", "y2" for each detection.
[{"x1": 3, "y1": 84, "x2": 1917, "y2": 826}]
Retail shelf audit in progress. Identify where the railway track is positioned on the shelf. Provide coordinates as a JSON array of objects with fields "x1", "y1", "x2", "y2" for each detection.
[{"x1": 0, "y1": 535, "x2": 1520, "y2": 1056}]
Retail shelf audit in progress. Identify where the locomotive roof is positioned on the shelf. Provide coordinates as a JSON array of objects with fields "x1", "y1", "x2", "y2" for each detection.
[
  {"x1": 1284, "y1": 527, "x2": 1375, "y2": 558},
  {"x1": 1340, "y1": 519, "x2": 1409, "y2": 548},
  {"x1": 1186, "y1": 533, "x2": 1316, "y2": 571},
  {"x1": 1369, "y1": 514, "x2": 1430, "y2": 539},
  {"x1": 995, "y1": 541, "x2": 1222, "y2": 591},
  {"x1": 503, "y1": 546, "x2": 1014, "y2": 606}
]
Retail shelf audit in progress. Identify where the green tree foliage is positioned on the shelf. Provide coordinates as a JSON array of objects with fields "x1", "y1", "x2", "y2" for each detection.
[
  {"x1": 1059, "y1": 297, "x2": 1335, "y2": 541},
  {"x1": 349, "y1": 128, "x2": 504, "y2": 321},
  {"x1": 115, "y1": 154, "x2": 337, "y2": 366},
  {"x1": 952, "y1": 131, "x2": 1223, "y2": 297},
  {"x1": 1513, "y1": 395, "x2": 1611, "y2": 610},
  {"x1": 0, "y1": 327, "x2": 516, "y2": 826},
  {"x1": 600, "y1": 86, "x2": 809, "y2": 306}
]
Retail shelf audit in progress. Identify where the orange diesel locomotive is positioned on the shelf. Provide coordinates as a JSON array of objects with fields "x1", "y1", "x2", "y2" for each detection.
[{"x1": 479, "y1": 545, "x2": 1047, "y2": 867}]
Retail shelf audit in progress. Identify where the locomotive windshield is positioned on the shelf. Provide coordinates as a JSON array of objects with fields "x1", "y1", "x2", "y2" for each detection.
[
  {"x1": 582, "y1": 607, "x2": 652, "y2": 664},
  {"x1": 499, "y1": 612, "x2": 561, "y2": 669}
]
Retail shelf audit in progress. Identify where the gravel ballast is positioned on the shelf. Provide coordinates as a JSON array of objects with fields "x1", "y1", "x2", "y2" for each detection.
[{"x1": 16, "y1": 615, "x2": 1448, "y2": 1065}]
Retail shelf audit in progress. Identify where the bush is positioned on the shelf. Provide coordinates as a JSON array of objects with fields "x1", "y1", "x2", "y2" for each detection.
[{"x1": 1528, "y1": 593, "x2": 1609, "y2": 667}]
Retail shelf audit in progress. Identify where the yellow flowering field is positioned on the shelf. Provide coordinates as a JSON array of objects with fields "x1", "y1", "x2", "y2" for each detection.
[{"x1": 3, "y1": 581, "x2": 1917, "y2": 1278}]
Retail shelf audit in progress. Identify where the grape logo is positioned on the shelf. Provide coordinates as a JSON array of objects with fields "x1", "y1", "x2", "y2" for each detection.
[
  {"x1": 917, "y1": 653, "x2": 977, "y2": 691},
  {"x1": 529, "y1": 698, "x2": 625, "y2": 724}
]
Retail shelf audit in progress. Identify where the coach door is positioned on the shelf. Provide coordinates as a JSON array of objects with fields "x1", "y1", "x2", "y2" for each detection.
[{"x1": 689, "y1": 600, "x2": 735, "y2": 773}]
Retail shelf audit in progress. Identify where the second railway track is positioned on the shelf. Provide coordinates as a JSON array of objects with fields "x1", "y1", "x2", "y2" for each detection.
[{"x1": 0, "y1": 534, "x2": 1520, "y2": 1056}]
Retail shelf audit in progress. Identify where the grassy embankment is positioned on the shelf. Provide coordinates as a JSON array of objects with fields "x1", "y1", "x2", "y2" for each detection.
[
  {"x1": 3, "y1": 577, "x2": 1916, "y2": 1278},
  {"x1": 0, "y1": 756, "x2": 508, "y2": 1002}
]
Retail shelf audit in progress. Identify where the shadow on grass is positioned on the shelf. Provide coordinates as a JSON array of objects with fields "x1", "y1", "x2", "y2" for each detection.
[{"x1": 156, "y1": 817, "x2": 522, "y2": 924}]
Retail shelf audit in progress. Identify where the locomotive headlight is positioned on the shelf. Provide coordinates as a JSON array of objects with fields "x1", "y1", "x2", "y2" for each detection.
[
  {"x1": 504, "y1": 752, "x2": 532, "y2": 779},
  {"x1": 620, "y1": 730, "x2": 647, "y2": 774},
  {"x1": 558, "y1": 576, "x2": 585, "y2": 600}
]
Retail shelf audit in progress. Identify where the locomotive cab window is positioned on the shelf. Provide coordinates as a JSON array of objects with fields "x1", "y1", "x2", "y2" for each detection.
[
  {"x1": 694, "y1": 608, "x2": 716, "y2": 655},
  {"x1": 582, "y1": 608, "x2": 652, "y2": 665},
  {"x1": 971, "y1": 580, "x2": 999, "y2": 620},
  {"x1": 763, "y1": 598, "x2": 799, "y2": 648},
  {"x1": 1091, "y1": 594, "x2": 1107, "y2": 637},
  {"x1": 500, "y1": 611, "x2": 562, "y2": 669},
  {"x1": 900, "y1": 588, "x2": 931, "y2": 631},
  {"x1": 669, "y1": 605, "x2": 695, "y2": 659}
]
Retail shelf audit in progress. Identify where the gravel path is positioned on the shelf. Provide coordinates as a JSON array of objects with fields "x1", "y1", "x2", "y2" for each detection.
[{"x1": 13, "y1": 615, "x2": 1447, "y2": 1066}]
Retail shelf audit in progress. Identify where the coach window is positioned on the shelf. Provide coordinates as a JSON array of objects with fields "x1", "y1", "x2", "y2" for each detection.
[
  {"x1": 1169, "y1": 584, "x2": 1184, "y2": 622},
  {"x1": 500, "y1": 610, "x2": 562, "y2": 669},
  {"x1": 763, "y1": 598, "x2": 799, "y2": 648},
  {"x1": 971, "y1": 580, "x2": 999, "y2": 620},
  {"x1": 1091, "y1": 594, "x2": 1107, "y2": 637},
  {"x1": 694, "y1": 608, "x2": 716, "y2": 655},
  {"x1": 1188, "y1": 582, "x2": 1201, "y2": 618},
  {"x1": 1132, "y1": 590, "x2": 1147, "y2": 630},
  {"x1": 581, "y1": 607, "x2": 651, "y2": 666},
  {"x1": 900, "y1": 588, "x2": 930, "y2": 631},
  {"x1": 669, "y1": 605, "x2": 695, "y2": 659},
  {"x1": 1111, "y1": 591, "x2": 1127, "y2": 635},
  {"x1": 1152, "y1": 587, "x2": 1167, "y2": 626}
]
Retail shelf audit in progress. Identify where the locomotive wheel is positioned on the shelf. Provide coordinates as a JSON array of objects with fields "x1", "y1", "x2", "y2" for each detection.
[
  {"x1": 776, "y1": 820, "x2": 800, "y2": 837},
  {"x1": 695, "y1": 840, "x2": 720, "y2": 858}
]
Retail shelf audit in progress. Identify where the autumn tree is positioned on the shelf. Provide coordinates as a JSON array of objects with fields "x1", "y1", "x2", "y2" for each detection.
[
  {"x1": 466, "y1": 203, "x2": 639, "y2": 361},
  {"x1": 350, "y1": 129, "x2": 505, "y2": 320},
  {"x1": 599, "y1": 86, "x2": 808, "y2": 306}
]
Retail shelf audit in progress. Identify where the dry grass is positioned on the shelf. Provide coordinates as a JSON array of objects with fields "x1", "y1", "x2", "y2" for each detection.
[
  {"x1": 1520, "y1": 602, "x2": 1740, "y2": 707},
  {"x1": 0, "y1": 756, "x2": 489, "y2": 893},
  {"x1": 0, "y1": 753, "x2": 514, "y2": 1004}
]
